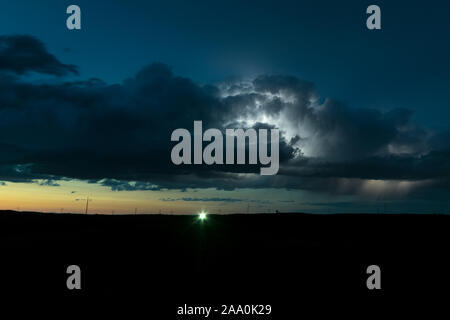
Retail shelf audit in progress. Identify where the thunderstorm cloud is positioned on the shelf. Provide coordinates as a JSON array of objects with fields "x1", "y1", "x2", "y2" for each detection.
[{"x1": 0, "y1": 35, "x2": 449, "y2": 200}]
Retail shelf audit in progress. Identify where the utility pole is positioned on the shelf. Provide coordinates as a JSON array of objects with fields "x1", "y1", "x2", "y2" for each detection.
[
  {"x1": 85, "y1": 196, "x2": 90, "y2": 214},
  {"x1": 75, "y1": 196, "x2": 92, "y2": 214},
  {"x1": 83, "y1": 196, "x2": 92, "y2": 214}
]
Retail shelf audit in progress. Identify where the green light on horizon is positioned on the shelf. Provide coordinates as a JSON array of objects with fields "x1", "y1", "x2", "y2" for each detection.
[{"x1": 198, "y1": 212, "x2": 207, "y2": 221}]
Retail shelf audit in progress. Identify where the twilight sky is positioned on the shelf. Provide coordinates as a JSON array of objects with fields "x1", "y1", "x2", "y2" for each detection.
[{"x1": 0, "y1": 0, "x2": 449, "y2": 214}]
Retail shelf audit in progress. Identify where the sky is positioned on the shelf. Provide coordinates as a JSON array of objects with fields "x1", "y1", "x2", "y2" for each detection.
[{"x1": 0, "y1": 0, "x2": 449, "y2": 214}]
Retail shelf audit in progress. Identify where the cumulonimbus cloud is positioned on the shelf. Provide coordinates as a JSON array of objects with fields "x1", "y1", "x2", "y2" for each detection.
[{"x1": 0, "y1": 35, "x2": 449, "y2": 198}]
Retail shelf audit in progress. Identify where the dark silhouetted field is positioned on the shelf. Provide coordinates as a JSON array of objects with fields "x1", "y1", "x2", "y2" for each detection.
[{"x1": 0, "y1": 210, "x2": 448, "y2": 315}]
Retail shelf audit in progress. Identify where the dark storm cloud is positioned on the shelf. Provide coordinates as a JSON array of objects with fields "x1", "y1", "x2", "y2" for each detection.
[
  {"x1": 0, "y1": 35, "x2": 78, "y2": 76},
  {"x1": 98, "y1": 179, "x2": 162, "y2": 191},
  {"x1": 160, "y1": 197, "x2": 246, "y2": 203},
  {"x1": 0, "y1": 60, "x2": 296, "y2": 183},
  {"x1": 160, "y1": 197, "x2": 271, "y2": 204},
  {"x1": 0, "y1": 35, "x2": 449, "y2": 196},
  {"x1": 281, "y1": 150, "x2": 450, "y2": 181},
  {"x1": 38, "y1": 179, "x2": 60, "y2": 187},
  {"x1": 0, "y1": 163, "x2": 58, "y2": 183}
]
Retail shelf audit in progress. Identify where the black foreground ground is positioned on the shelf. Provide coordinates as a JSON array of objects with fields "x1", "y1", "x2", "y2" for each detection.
[{"x1": 0, "y1": 211, "x2": 448, "y2": 316}]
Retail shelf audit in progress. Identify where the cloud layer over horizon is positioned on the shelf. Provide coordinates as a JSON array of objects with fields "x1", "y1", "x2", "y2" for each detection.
[{"x1": 1, "y1": 34, "x2": 449, "y2": 201}]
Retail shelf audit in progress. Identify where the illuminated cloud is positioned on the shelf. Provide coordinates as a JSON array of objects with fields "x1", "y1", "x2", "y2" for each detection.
[{"x1": 0, "y1": 34, "x2": 449, "y2": 200}]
